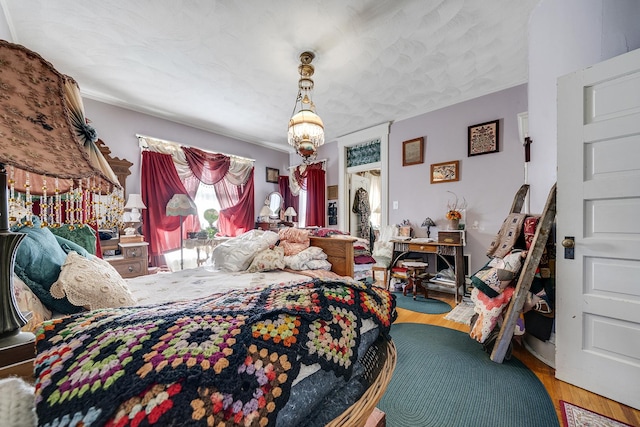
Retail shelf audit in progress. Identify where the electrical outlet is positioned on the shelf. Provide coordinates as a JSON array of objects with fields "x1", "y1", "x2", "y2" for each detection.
[{"x1": 393, "y1": 201, "x2": 398, "y2": 209}]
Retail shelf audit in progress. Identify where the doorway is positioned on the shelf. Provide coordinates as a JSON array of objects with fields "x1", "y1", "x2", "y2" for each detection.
[
  {"x1": 348, "y1": 169, "x2": 382, "y2": 237},
  {"x1": 337, "y1": 123, "x2": 390, "y2": 233}
]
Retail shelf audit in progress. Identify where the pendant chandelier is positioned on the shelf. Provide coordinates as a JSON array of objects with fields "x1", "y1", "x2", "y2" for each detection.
[{"x1": 288, "y1": 51, "x2": 324, "y2": 163}]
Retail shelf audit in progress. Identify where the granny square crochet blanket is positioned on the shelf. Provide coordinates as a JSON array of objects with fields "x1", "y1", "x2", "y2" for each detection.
[{"x1": 33, "y1": 278, "x2": 395, "y2": 426}]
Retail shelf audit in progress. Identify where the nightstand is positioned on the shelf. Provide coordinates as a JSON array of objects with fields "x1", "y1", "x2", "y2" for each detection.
[
  {"x1": 105, "y1": 241, "x2": 149, "y2": 278},
  {"x1": 0, "y1": 332, "x2": 36, "y2": 380}
]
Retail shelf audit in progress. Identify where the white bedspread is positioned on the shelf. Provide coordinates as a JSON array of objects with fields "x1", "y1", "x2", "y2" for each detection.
[{"x1": 126, "y1": 267, "x2": 310, "y2": 305}]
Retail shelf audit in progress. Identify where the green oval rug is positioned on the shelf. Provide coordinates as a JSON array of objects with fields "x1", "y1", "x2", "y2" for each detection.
[
  {"x1": 378, "y1": 323, "x2": 559, "y2": 427},
  {"x1": 393, "y1": 292, "x2": 451, "y2": 314}
]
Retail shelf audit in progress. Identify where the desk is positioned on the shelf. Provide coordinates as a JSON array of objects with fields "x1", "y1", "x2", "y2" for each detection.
[
  {"x1": 391, "y1": 238, "x2": 465, "y2": 303},
  {"x1": 184, "y1": 237, "x2": 228, "y2": 267}
]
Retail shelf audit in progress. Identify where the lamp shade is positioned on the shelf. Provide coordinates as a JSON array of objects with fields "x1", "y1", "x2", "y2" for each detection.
[
  {"x1": 284, "y1": 207, "x2": 297, "y2": 217},
  {"x1": 125, "y1": 194, "x2": 147, "y2": 210},
  {"x1": 0, "y1": 40, "x2": 118, "y2": 194},
  {"x1": 259, "y1": 205, "x2": 273, "y2": 218},
  {"x1": 421, "y1": 217, "x2": 436, "y2": 228},
  {"x1": 166, "y1": 194, "x2": 198, "y2": 217}
]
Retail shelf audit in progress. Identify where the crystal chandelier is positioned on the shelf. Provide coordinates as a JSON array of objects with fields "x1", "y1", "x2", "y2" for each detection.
[{"x1": 288, "y1": 51, "x2": 324, "y2": 163}]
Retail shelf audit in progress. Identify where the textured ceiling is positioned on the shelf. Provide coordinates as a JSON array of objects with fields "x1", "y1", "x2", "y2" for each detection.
[{"x1": 1, "y1": 0, "x2": 539, "y2": 152}]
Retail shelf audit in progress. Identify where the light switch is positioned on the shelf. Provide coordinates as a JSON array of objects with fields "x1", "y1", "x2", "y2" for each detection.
[{"x1": 393, "y1": 201, "x2": 398, "y2": 209}]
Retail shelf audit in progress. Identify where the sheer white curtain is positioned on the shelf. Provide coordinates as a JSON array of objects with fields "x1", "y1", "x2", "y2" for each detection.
[{"x1": 365, "y1": 171, "x2": 381, "y2": 228}]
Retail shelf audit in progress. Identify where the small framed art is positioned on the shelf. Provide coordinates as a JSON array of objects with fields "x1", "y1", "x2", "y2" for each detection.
[
  {"x1": 430, "y1": 160, "x2": 459, "y2": 184},
  {"x1": 402, "y1": 137, "x2": 424, "y2": 166},
  {"x1": 266, "y1": 167, "x2": 279, "y2": 183},
  {"x1": 468, "y1": 119, "x2": 500, "y2": 156}
]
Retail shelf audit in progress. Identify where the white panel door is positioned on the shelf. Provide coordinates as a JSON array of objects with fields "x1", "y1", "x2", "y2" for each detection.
[{"x1": 556, "y1": 48, "x2": 640, "y2": 409}]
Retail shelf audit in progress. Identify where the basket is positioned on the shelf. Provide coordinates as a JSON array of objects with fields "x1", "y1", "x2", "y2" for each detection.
[{"x1": 326, "y1": 337, "x2": 397, "y2": 427}]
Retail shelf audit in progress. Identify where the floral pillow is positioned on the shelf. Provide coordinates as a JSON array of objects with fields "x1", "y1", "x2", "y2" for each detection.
[
  {"x1": 247, "y1": 246, "x2": 285, "y2": 273},
  {"x1": 284, "y1": 246, "x2": 328, "y2": 270},
  {"x1": 50, "y1": 252, "x2": 137, "y2": 310},
  {"x1": 13, "y1": 274, "x2": 52, "y2": 332}
]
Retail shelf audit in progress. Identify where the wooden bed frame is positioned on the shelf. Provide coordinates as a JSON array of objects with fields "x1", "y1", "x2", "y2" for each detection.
[{"x1": 310, "y1": 235, "x2": 357, "y2": 278}]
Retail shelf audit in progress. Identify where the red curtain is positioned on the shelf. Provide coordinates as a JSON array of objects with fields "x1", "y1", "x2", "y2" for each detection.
[
  {"x1": 182, "y1": 145, "x2": 254, "y2": 236},
  {"x1": 305, "y1": 168, "x2": 326, "y2": 227},
  {"x1": 141, "y1": 151, "x2": 198, "y2": 267},
  {"x1": 293, "y1": 162, "x2": 323, "y2": 188},
  {"x1": 214, "y1": 169, "x2": 255, "y2": 236},
  {"x1": 279, "y1": 175, "x2": 299, "y2": 213},
  {"x1": 182, "y1": 147, "x2": 229, "y2": 185}
]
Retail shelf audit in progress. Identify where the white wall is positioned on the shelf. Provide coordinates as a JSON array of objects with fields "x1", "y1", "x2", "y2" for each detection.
[
  {"x1": 0, "y1": 7, "x2": 9, "y2": 40},
  {"x1": 527, "y1": 0, "x2": 640, "y2": 211}
]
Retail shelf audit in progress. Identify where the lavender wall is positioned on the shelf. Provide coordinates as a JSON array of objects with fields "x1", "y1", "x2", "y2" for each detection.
[
  {"x1": 83, "y1": 98, "x2": 290, "y2": 220},
  {"x1": 387, "y1": 85, "x2": 528, "y2": 273}
]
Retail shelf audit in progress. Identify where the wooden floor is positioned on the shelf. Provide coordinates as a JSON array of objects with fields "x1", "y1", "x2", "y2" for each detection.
[{"x1": 394, "y1": 291, "x2": 640, "y2": 426}]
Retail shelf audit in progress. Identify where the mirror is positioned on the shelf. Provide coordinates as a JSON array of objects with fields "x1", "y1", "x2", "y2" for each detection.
[{"x1": 267, "y1": 192, "x2": 283, "y2": 219}]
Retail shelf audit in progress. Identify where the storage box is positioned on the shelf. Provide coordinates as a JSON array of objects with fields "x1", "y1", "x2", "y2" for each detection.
[
  {"x1": 398, "y1": 226, "x2": 412, "y2": 238},
  {"x1": 119, "y1": 234, "x2": 144, "y2": 243},
  {"x1": 438, "y1": 231, "x2": 462, "y2": 244}
]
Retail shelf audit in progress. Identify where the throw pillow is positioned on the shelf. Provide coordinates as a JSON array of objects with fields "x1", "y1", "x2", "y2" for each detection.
[
  {"x1": 247, "y1": 246, "x2": 285, "y2": 272},
  {"x1": 12, "y1": 274, "x2": 52, "y2": 332},
  {"x1": 11, "y1": 218, "x2": 68, "y2": 291},
  {"x1": 49, "y1": 224, "x2": 97, "y2": 255},
  {"x1": 50, "y1": 252, "x2": 137, "y2": 310}
]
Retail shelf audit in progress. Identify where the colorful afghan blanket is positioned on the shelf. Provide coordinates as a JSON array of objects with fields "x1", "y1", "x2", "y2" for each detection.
[{"x1": 33, "y1": 279, "x2": 395, "y2": 426}]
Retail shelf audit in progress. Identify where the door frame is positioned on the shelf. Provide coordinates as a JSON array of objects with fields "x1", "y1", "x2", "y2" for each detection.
[{"x1": 337, "y1": 122, "x2": 390, "y2": 232}]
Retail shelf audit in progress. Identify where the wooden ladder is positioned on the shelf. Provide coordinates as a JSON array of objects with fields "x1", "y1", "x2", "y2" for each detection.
[{"x1": 490, "y1": 183, "x2": 557, "y2": 363}]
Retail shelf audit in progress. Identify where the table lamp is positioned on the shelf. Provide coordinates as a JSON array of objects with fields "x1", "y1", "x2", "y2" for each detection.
[
  {"x1": 166, "y1": 193, "x2": 198, "y2": 270},
  {"x1": 421, "y1": 217, "x2": 436, "y2": 238},
  {"x1": 259, "y1": 205, "x2": 272, "y2": 222},
  {"x1": 284, "y1": 206, "x2": 297, "y2": 223},
  {"x1": 124, "y1": 193, "x2": 147, "y2": 222},
  {"x1": 1, "y1": 40, "x2": 119, "y2": 339}
]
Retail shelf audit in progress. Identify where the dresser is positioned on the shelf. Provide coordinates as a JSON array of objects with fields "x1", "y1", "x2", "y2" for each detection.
[{"x1": 105, "y1": 241, "x2": 149, "y2": 278}]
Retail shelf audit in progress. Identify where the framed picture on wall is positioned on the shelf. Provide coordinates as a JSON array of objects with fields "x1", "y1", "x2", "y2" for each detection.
[
  {"x1": 327, "y1": 185, "x2": 338, "y2": 200},
  {"x1": 402, "y1": 137, "x2": 424, "y2": 166},
  {"x1": 468, "y1": 119, "x2": 500, "y2": 156},
  {"x1": 430, "y1": 160, "x2": 459, "y2": 184},
  {"x1": 266, "y1": 167, "x2": 279, "y2": 183}
]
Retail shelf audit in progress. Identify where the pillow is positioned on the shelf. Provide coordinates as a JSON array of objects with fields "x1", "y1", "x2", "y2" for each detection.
[
  {"x1": 280, "y1": 241, "x2": 310, "y2": 256},
  {"x1": 279, "y1": 227, "x2": 310, "y2": 256},
  {"x1": 278, "y1": 227, "x2": 310, "y2": 243},
  {"x1": 12, "y1": 274, "x2": 52, "y2": 332},
  {"x1": 49, "y1": 224, "x2": 97, "y2": 255},
  {"x1": 50, "y1": 252, "x2": 137, "y2": 310},
  {"x1": 11, "y1": 218, "x2": 68, "y2": 291},
  {"x1": 471, "y1": 250, "x2": 527, "y2": 298},
  {"x1": 247, "y1": 246, "x2": 285, "y2": 273},
  {"x1": 13, "y1": 263, "x2": 82, "y2": 314},
  {"x1": 211, "y1": 230, "x2": 279, "y2": 272},
  {"x1": 54, "y1": 235, "x2": 91, "y2": 258},
  {"x1": 284, "y1": 246, "x2": 328, "y2": 270},
  {"x1": 486, "y1": 213, "x2": 526, "y2": 259},
  {"x1": 304, "y1": 259, "x2": 332, "y2": 271}
]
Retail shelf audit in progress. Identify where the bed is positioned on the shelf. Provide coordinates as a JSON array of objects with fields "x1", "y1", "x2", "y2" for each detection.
[{"x1": 10, "y1": 225, "x2": 397, "y2": 427}]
